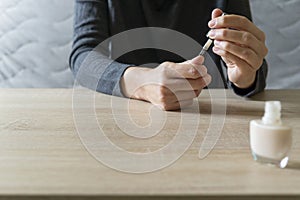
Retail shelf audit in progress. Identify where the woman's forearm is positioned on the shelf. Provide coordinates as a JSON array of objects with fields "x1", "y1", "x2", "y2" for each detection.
[{"x1": 70, "y1": 0, "x2": 133, "y2": 97}]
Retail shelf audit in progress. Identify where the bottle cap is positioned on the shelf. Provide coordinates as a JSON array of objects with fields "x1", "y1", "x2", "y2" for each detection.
[{"x1": 262, "y1": 101, "x2": 282, "y2": 125}]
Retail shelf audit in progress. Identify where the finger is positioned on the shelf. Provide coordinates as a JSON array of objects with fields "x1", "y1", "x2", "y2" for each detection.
[
  {"x1": 181, "y1": 56, "x2": 204, "y2": 66},
  {"x1": 180, "y1": 56, "x2": 208, "y2": 78},
  {"x1": 160, "y1": 99, "x2": 194, "y2": 111},
  {"x1": 208, "y1": 29, "x2": 268, "y2": 57},
  {"x1": 183, "y1": 64, "x2": 208, "y2": 78},
  {"x1": 170, "y1": 90, "x2": 200, "y2": 103},
  {"x1": 213, "y1": 47, "x2": 256, "y2": 88},
  {"x1": 211, "y1": 8, "x2": 223, "y2": 19},
  {"x1": 163, "y1": 62, "x2": 208, "y2": 79},
  {"x1": 189, "y1": 55, "x2": 205, "y2": 66},
  {"x1": 161, "y1": 62, "x2": 199, "y2": 79},
  {"x1": 212, "y1": 46, "x2": 255, "y2": 73},
  {"x1": 165, "y1": 74, "x2": 210, "y2": 92},
  {"x1": 189, "y1": 74, "x2": 212, "y2": 90},
  {"x1": 182, "y1": 55, "x2": 204, "y2": 65},
  {"x1": 150, "y1": 86, "x2": 198, "y2": 110},
  {"x1": 208, "y1": 15, "x2": 266, "y2": 42},
  {"x1": 214, "y1": 40, "x2": 263, "y2": 69}
]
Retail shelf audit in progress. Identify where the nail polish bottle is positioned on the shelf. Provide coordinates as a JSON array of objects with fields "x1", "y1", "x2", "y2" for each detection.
[{"x1": 250, "y1": 101, "x2": 292, "y2": 168}]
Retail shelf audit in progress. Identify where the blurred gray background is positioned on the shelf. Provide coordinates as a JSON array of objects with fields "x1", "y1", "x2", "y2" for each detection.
[{"x1": 0, "y1": 0, "x2": 299, "y2": 89}]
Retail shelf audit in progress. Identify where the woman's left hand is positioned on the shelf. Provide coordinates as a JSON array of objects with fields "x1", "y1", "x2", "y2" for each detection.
[{"x1": 208, "y1": 8, "x2": 268, "y2": 89}]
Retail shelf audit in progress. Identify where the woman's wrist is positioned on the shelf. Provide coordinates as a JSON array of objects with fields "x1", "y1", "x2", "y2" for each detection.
[
  {"x1": 232, "y1": 71, "x2": 257, "y2": 89},
  {"x1": 120, "y1": 67, "x2": 151, "y2": 100}
]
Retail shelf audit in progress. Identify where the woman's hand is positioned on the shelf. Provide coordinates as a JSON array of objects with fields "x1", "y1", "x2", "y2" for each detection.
[
  {"x1": 121, "y1": 56, "x2": 211, "y2": 111},
  {"x1": 208, "y1": 8, "x2": 268, "y2": 89}
]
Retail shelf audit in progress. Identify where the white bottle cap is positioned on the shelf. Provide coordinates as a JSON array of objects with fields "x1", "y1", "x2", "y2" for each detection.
[{"x1": 262, "y1": 101, "x2": 282, "y2": 125}]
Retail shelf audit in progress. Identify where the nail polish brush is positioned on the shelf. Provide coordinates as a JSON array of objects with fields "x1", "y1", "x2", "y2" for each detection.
[{"x1": 199, "y1": 13, "x2": 226, "y2": 56}]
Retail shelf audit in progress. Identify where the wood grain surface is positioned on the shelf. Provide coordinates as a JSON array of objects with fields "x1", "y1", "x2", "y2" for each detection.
[{"x1": 0, "y1": 89, "x2": 299, "y2": 199}]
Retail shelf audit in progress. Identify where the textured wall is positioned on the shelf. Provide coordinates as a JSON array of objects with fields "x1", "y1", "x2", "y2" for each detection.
[
  {"x1": 250, "y1": 0, "x2": 300, "y2": 89},
  {"x1": 0, "y1": 0, "x2": 74, "y2": 88},
  {"x1": 0, "y1": 0, "x2": 299, "y2": 89}
]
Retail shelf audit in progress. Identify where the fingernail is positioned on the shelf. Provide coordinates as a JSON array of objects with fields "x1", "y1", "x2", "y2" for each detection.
[
  {"x1": 214, "y1": 40, "x2": 221, "y2": 46},
  {"x1": 208, "y1": 19, "x2": 216, "y2": 28},
  {"x1": 191, "y1": 56, "x2": 204, "y2": 64},
  {"x1": 208, "y1": 30, "x2": 216, "y2": 39},
  {"x1": 213, "y1": 47, "x2": 220, "y2": 52}
]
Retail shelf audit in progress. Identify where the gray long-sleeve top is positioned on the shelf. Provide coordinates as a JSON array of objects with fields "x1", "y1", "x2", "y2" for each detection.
[{"x1": 70, "y1": 0, "x2": 268, "y2": 97}]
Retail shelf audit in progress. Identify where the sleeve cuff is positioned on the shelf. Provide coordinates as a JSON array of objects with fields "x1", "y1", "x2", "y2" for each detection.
[
  {"x1": 111, "y1": 65, "x2": 130, "y2": 98},
  {"x1": 230, "y1": 78, "x2": 257, "y2": 97},
  {"x1": 96, "y1": 62, "x2": 132, "y2": 97}
]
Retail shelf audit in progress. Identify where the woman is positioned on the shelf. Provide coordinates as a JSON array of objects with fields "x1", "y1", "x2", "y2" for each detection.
[{"x1": 70, "y1": 0, "x2": 268, "y2": 110}]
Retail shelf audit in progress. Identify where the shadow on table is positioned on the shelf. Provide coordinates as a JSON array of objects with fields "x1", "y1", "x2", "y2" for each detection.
[
  {"x1": 180, "y1": 100, "x2": 264, "y2": 117},
  {"x1": 286, "y1": 160, "x2": 300, "y2": 170},
  {"x1": 249, "y1": 90, "x2": 300, "y2": 103}
]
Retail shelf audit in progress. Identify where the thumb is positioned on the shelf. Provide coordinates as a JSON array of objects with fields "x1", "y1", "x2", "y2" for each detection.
[
  {"x1": 189, "y1": 55, "x2": 204, "y2": 66},
  {"x1": 181, "y1": 55, "x2": 204, "y2": 66}
]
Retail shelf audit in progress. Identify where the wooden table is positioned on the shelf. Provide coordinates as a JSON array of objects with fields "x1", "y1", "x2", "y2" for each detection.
[{"x1": 0, "y1": 89, "x2": 299, "y2": 200}]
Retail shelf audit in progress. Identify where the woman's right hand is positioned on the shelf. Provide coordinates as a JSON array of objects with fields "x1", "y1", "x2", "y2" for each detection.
[{"x1": 121, "y1": 56, "x2": 211, "y2": 111}]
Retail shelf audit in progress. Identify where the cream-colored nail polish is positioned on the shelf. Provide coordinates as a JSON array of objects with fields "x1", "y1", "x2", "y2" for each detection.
[{"x1": 250, "y1": 101, "x2": 292, "y2": 168}]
